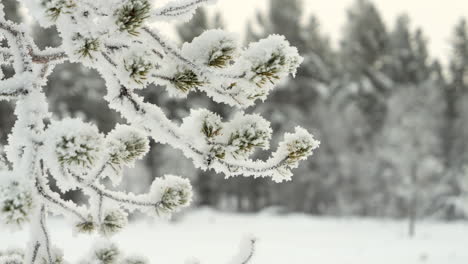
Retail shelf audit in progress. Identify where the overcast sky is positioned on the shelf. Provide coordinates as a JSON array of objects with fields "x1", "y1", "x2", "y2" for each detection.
[{"x1": 198, "y1": 0, "x2": 468, "y2": 64}]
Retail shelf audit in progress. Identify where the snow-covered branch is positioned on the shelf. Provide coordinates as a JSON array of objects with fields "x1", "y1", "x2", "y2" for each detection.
[
  {"x1": 228, "y1": 235, "x2": 257, "y2": 264},
  {"x1": 151, "y1": 0, "x2": 216, "y2": 22},
  {"x1": 0, "y1": 0, "x2": 320, "y2": 262},
  {"x1": 109, "y1": 81, "x2": 318, "y2": 181}
]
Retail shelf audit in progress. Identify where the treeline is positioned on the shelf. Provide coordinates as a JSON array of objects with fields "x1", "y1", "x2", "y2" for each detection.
[{"x1": 1, "y1": 0, "x2": 467, "y2": 220}]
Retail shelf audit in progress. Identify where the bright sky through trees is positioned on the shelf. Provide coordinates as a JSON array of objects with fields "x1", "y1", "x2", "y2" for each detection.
[{"x1": 205, "y1": 0, "x2": 468, "y2": 64}]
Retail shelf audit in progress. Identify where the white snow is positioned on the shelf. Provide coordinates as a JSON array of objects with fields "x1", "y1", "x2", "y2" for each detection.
[{"x1": 1, "y1": 208, "x2": 466, "y2": 264}]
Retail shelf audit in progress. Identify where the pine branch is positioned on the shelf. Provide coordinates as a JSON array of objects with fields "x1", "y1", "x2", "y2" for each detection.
[
  {"x1": 0, "y1": 2, "x2": 318, "y2": 262},
  {"x1": 108, "y1": 82, "x2": 318, "y2": 181},
  {"x1": 143, "y1": 26, "x2": 246, "y2": 80}
]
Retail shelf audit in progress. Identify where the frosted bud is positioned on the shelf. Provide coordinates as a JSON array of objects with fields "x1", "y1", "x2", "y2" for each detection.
[
  {"x1": 121, "y1": 52, "x2": 156, "y2": 88},
  {"x1": 282, "y1": 127, "x2": 320, "y2": 168},
  {"x1": 200, "y1": 111, "x2": 223, "y2": 140},
  {"x1": 107, "y1": 125, "x2": 150, "y2": 168},
  {"x1": 44, "y1": 118, "x2": 104, "y2": 176},
  {"x1": 99, "y1": 208, "x2": 128, "y2": 237},
  {"x1": 208, "y1": 145, "x2": 225, "y2": 161},
  {"x1": 71, "y1": 33, "x2": 100, "y2": 59},
  {"x1": 115, "y1": 0, "x2": 151, "y2": 36},
  {"x1": 74, "y1": 215, "x2": 96, "y2": 234},
  {"x1": 225, "y1": 113, "x2": 272, "y2": 159},
  {"x1": 181, "y1": 109, "x2": 223, "y2": 146},
  {"x1": 92, "y1": 242, "x2": 121, "y2": 264},
  {"x1": 43, "y1": 0, "x2": 76, "y2": 22},
  {"x1": 0, "y1": 179, "x2": 34, "y2": 229},
  {"x1": 243, "y1": 35, "x2": 303, "y2": 89},
  {"x1": 182, "y1": 29, "x2": 239, "y2": 68},
  {"x1": 167, "y1": 67, "x2": 205, "y2": 96},
  {"x1": 151, "y1": 175, "x2": 193, "y2": 215}
]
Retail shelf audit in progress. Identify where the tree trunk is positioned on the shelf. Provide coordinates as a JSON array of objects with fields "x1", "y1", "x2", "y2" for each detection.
[{"x1": 408, "y1": 164, "x2": 418, "y2": 237}]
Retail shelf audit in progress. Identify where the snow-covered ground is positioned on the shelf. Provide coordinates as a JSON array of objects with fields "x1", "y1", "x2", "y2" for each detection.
[{"x1": 1, "y1": 208, "x2": 467, "y2": 264}]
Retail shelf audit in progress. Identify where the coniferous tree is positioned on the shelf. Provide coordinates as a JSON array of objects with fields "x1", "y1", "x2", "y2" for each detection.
[
  {"x1": 387, "y1": 15, "x2": 431, "y2": 85},
  {"x1": 441, "y1": 19, "x2": 468, "y2": 219},
  {"x1": 340, "y1": 0, "x2": 391, "y2": 136},
  {"x1": 333, "y1": 0, "x2": 392, "y2": 215},
  {"x1": 383, "y1": 18, "x2": 445, "y2": 233}
]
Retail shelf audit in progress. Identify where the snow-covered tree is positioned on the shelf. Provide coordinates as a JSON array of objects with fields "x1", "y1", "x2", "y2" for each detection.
[
  {"x1": 378, "y1": 18, "x2": 446, "y2": 234},
  {"x1": 379, "y1": 75, "x2": 444, "y2": 236},
  {"x1": 387, "y1": 15, "x2": 431, "y2": 85},
  {"x1": 340, "y1": 0, "x2": 392, "y2": 136},
  {"x1": 0, "y1": 0, "x2": 319, "y2": 263},
  {"x1": 440, "y1": 18, "x2": 468, "y2": 219},
  {"x1": 329, "y1": 0, "x2": 392, "y2": 215}
]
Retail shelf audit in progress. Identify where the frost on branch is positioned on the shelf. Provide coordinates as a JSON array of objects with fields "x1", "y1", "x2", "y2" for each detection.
[
  {"x1": 151, "y1": 0, "x2": 217, "y2": 23},
  {"x1": 0, "y1": 0, "x2": 319, "y2": 262},
  {"x1": 228, "y1": 235, "x2": 257, "y2": 264}
]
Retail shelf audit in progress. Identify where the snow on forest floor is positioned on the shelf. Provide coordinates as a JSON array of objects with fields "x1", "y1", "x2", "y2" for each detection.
[{"x1": 1, "y1": 208, "x2": 467, "y2": 264}]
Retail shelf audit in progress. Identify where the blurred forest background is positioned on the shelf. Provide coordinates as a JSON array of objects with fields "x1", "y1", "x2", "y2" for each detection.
[{"x1": 1, "y1": 0, "x2": 468, "y2": 222}]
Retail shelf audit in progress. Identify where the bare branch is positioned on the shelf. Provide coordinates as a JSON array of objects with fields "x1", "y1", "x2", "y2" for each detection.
[
  {"x1": 151, "y1": 0, "x2": 214, "y2": 19},
  {"x1": 71, "y1": 172, "x2": 161, "y2": 209},
  {"x1": 31, "y1": 50, "x2": 68, "y2": 64}
]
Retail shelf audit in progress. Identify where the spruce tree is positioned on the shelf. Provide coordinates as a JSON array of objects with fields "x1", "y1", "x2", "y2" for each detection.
[
  {"x1": 334, "y1": 0, "x2": 393, "y2": 215},
  {"x1": 387, "y1": 15, "x2": 431, "y2": 84},
  {"x1": 340, "y1": 0, "x2": 391, "y2": 135},
  {"x1": 441, "y1": 19, "x2": 468, "y2": 219}
]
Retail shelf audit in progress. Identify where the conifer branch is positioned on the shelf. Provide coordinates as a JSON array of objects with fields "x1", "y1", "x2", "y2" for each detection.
[
  {"x1": 109, "y1": 81, "x2": 318, "y2": 181},
  {"x1": 142, "y1": 26, "x2": 246, "y2": 80},
  {"x1": 0, "y1": 1, "x2": 318, "y2": 261}
]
